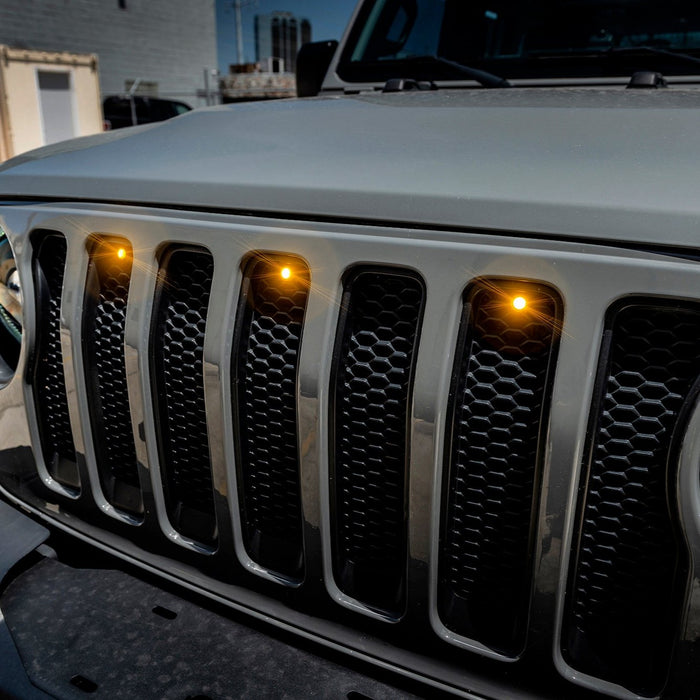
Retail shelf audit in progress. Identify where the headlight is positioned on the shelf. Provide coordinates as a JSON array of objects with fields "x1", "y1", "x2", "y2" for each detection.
[{"x1": 0, "y1": 226, "x2": 22, "y2": 376}]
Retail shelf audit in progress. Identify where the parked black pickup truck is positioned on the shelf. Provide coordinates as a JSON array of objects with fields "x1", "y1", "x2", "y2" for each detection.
[
  {"x1": 1, "y1": 1, "x2": 700, "y2": 698},
  {"x1": 102, "y1": 96, "x2": 192, "y2": 130}
]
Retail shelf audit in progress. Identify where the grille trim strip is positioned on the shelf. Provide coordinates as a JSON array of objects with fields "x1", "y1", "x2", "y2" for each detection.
[
  {"x1": 530, "y1": 291, "x2": 603, "y2": 669},
  {"x1": 58, "y1": 234, "x2": 93, "y2": 498},
  {"x1": 124, "y1": 242, "x2": 184, "y2": 545},
  {"x1": 200, "y1": 247, "x2": 239, "y2": 571},
  {"x1": 410, "y1": 281, "x2": 464, "y2": 635},
  {"x1": 300, "y1": 262, "x2": 339, "y2": 601}
]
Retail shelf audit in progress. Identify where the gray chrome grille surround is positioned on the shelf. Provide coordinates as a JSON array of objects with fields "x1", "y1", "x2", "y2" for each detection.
[{"x1": 0, "y1": 202, "x2": 699, "y2": 700}]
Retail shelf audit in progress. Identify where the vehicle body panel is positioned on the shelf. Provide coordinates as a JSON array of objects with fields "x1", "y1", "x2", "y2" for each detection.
[{"x1": 0, "y1": 90, "x2": 700, "y2": 250}]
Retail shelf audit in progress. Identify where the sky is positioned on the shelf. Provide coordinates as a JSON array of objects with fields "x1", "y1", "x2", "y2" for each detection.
[{"x1": 216, "y1": 0, "x2": 358, "y2": 73}]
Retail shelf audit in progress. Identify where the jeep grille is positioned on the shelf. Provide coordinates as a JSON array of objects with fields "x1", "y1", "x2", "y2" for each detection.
[{"x1": 3, "y1": 209, "x2": 699, "y2": 700}]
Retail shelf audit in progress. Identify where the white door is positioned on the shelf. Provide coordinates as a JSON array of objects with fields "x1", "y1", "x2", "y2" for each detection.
[{"x1": 37, "y1": 70, "x2": 76, "y2": 145}]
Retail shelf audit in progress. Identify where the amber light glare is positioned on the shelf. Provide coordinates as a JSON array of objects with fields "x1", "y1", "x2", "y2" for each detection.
[
  {"x1": 280, "y1": 266, "x2": 292, "y2": 279},
  {"x1": 513, "y1": 296, "x2": 527, "y2": 311},
  {"x1": 117, "y1": 247, "x2": 127, "y2": 260}
]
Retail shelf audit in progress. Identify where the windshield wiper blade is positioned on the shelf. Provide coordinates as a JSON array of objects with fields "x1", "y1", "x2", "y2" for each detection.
[
  {"x1": 530, "y1": 45, "x2": 700, "y2": 69},
  {"x1": 606, "y1": 45, "x2": 700, "y2": 68},
  {"x1": 401, "y1": 55, "x2": 511, "y2": 88}
]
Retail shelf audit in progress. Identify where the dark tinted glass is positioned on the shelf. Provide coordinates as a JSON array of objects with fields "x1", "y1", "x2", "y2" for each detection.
[{"x1": 340, "y1": 0, "x2": 700, "y2": 81}]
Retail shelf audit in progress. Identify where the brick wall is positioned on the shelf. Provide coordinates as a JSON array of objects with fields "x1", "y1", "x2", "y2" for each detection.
[{"x1": 0, "y1": 0, "x2": 216, "y2": 106}]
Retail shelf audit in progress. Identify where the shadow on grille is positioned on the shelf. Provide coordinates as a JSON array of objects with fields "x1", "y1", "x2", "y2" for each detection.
[
  {"x1": 32, "y1": 232, "x2": 79, "y2": 491},
  {"x1": 232, "y1": 255, "x2": 309, "y2": 581},
  {"x1": 330, "y1": 268, "x2": 424, "y2": 617},
  {"x1": 0, "y1": 227, "x2": 21, "y2": 377},
  {"x1": 438, "y1": 280, "x2": 561, "y2": 657},
  {"x1": 83, "y1": 236, "x2": 141, "y2": 516},
  {"x1": 564, "y1": 300, "x2": 700, "y2": 696},
  {"x1": 151, "y1": 247, "x2": 216, "y2": 546}
]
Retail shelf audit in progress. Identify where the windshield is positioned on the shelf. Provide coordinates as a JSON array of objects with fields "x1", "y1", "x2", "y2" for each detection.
[{"x1": 339, "y1": 0, "x2": 700, "y2": 82}]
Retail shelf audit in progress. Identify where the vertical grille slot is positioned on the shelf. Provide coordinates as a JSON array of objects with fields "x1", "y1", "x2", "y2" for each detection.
[
  {"x1": 32, "y1": 233, "x2": 79, "y2": 490},
  {"x1": 564, "y1": 301, "x2": 700, "y2": 696},
  {"x1": 438, "y1": 280, "x2": 560, "y2": 656},
  {"x1": 151, "y1": 247, "x2": 216, "y2": 545},
  {"x1": 232, "y1": 255, "x2": 309, "y2": 580},
  {"x1": 330, "y1": 268, "x2": 424, "y2": 617},
  {"x1": 82, "y1": 237, "x2": 141, "y2": 516}
]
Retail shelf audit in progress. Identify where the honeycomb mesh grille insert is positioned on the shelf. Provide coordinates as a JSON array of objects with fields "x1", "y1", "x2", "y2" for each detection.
[
  {"x1": 232, "y1": 256, "x2": 309, "y2": 579},
  {"x1": 32, "y1": 233, "x2": 79, "y2": 490},
  {"x1": 331, "y1": 269, "x2": 424, "y2": 616},
  {"x1": 438, "y1": 281, "x2": 560, "y2": 656},
  {"x1": 564, "y1": 301, "x2": 700, "y2": 696},
  {"x1": 83, "y1": 237, "x2": 141, "y2": 515},
  {"x1": 152, "y1": 248, "x2": 216, "y2": 544}
]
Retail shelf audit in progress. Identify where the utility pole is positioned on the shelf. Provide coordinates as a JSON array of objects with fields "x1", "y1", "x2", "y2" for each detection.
[
  {"x1": 234, "y1": 0, "x2": 243, "y2": 65},
  {"x1": 233, "y1": 0, "x2": 257, "y2": 66}
]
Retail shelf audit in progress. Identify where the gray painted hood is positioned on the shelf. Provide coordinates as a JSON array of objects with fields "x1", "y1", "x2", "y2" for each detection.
[{"x1": 1, "y1": 89, "x2": 700, "y2": 249}]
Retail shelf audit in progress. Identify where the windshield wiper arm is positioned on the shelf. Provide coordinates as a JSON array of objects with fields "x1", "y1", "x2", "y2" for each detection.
[{"x1": 401, "y1": 55, "x2": 511, "y2": 88}]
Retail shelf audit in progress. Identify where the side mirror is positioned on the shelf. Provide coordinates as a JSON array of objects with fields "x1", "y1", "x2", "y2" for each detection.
[{"x1": 296, "y1": 40, "x2": 339, "y2": 97}]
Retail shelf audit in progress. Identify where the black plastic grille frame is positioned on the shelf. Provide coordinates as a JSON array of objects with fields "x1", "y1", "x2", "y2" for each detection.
[
  {"x1": 232, "y1": 255, "x2": 309, "y2": 580},
  {"x1": 564, "y1": 300, "x2": 700, "y2": 696},
  {"x1": 151, "y1": 247, "x2": 216, "y2": 545},
  {"x1": 82, "y1": 237, "x2": 141, "y2": 516},
  {"x1": 331, "y1": 268, "x2": 424, "y2": 617},
  {"x1": 32, "y1": 233, "x2": 79, "y2": 490},
  {"x1": 438, "y1": 280, "x2": 560, "y2": 656}
]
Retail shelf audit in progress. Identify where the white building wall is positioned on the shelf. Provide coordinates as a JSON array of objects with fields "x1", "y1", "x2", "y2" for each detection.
[
  {"x1": 0, "y1": 46, "x2": 103, "y2": 160},
  {"x1": 0, "y1": 0, "x2": 217, "y2": 106}
]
